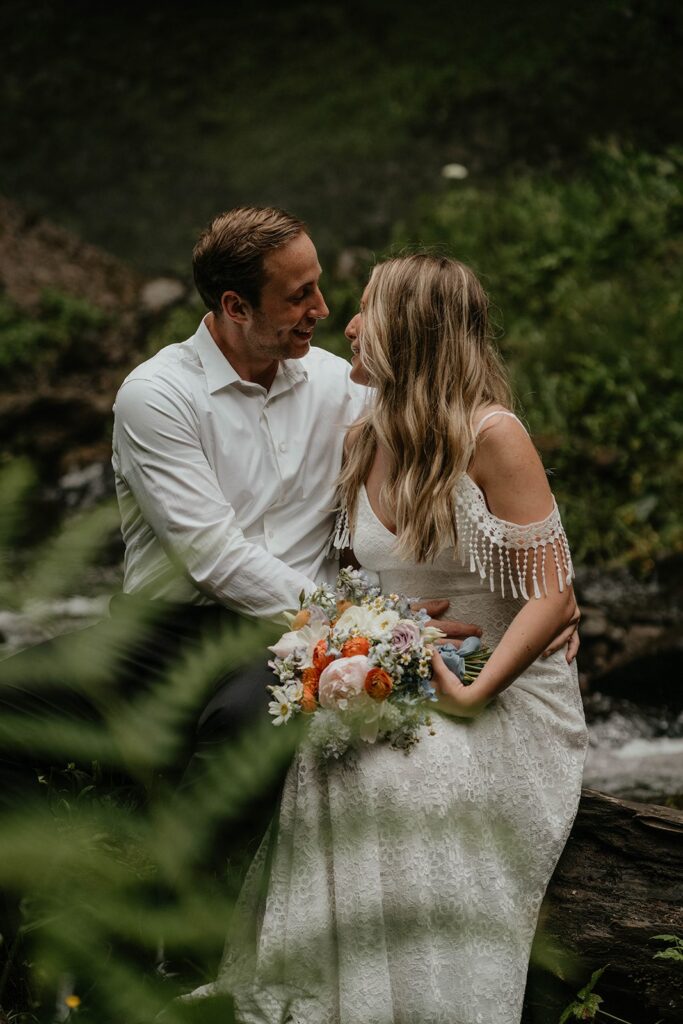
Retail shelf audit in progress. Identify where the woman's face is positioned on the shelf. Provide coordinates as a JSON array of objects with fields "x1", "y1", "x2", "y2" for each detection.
[{"x1": 345, "y1": 287, "x2": 370, "y2": 385}]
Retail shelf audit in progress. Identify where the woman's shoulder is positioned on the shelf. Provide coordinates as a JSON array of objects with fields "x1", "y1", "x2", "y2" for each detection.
[
  {"x1": 472, "y1": 404, "x2": 527, "y2": 440},
  {"x1": 469, "y1": 405, "x2": 554, "y2": 524}
]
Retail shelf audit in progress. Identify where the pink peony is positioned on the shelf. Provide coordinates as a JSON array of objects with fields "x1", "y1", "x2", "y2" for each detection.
[{"x1": 318, "y1": 655, "x2": 370, "y2": 710}]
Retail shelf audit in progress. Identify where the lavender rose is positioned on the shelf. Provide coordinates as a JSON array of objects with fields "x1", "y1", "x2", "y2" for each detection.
[{"x1": 391, "y1": 619, "x2": 422, "y2": 654}]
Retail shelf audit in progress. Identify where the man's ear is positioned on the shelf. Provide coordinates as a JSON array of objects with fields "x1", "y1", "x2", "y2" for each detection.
[{"x1": 220, "y1": 290, "x2": 252, "y2": 324}]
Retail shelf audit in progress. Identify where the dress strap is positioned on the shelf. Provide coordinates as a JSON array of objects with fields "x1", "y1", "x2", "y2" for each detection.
[{"x1": 474, "y1": 410, "x2": 527, "y2": 438}]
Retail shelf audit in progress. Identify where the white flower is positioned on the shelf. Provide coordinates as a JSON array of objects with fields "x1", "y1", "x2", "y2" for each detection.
[
  {"x1": 268, "y1": 631, "x2": 306, "y2": 661},
  {"x1": 423, "y1": 625, "x2": 447, "y2": 643},
  {"x1": 268, "y1": 621, "x2": 329, "y2": 667},
  {"x1": 268, "y1": 697, "x2": 294, "y2": 725},
  {"x1": 334, "y1": 605, "x2": 399, "y2": 638},
  {"x1": 285, "y1": 680, "x2": 304, "y2": 702},
  {"x1": 358, "y1": 695, "x2": 382, "y2": 743}
]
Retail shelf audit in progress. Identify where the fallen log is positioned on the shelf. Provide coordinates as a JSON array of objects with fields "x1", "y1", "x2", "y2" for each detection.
[{"x1": 524, "y1": 789, "x2": 683, "y2": 1023}]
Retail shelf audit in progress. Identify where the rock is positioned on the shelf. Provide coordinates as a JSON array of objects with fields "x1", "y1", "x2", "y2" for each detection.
[
  {"x1": 590, "y1": 627, "x2": 683, "y2": 709},
  {"x1": 578, "y1": 606, "x2": 609, "y2": 638},
  {"x1": 0, "y1": 197, "x2": 192, "y2": 502},
  {"x1": 140, "y1": 277, "x2": 186, "y2": 314},
  {"x1": 523, "y1": 790, "x2": 683, "y2": 1022},
  {"x1": 57, "y1": 461, "x2": 113, "y2": 509},
  {"x1": 575, "y1": 557, "x2": 683, "y2": 708},
  {"x1": 0, "y1": 196, "x2": 141, "y2": 312}
]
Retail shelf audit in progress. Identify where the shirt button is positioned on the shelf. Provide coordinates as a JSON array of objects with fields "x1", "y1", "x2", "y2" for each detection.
[{"x1": 278, "y1": 442, "x2": 287, "y2": 453}]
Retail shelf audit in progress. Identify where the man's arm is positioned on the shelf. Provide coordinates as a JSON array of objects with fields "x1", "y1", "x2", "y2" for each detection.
[{"x1": 114, "y1": 378, "x2": 316, "y2": 621}]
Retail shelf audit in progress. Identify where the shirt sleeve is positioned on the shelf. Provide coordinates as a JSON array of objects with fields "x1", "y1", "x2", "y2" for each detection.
[{"x1": 113, "y1": 377, "x2": 317, "y2": 621}]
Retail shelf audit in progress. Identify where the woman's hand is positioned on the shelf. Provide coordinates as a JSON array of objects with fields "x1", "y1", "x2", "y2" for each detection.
[
  {"x1": 542, "y1": 598, "x2": 581, "y2": 663},
  {"x1": 431, "y1": 649, "x2": 487, "y2": 719}
]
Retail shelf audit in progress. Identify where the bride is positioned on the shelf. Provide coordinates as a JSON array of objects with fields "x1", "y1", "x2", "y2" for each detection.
[{"x1": 221, "y1": 253, "x2": 588, "y2": 1024}]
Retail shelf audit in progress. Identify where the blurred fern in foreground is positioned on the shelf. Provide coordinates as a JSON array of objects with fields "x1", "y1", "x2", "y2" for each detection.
[{"x1": 0, "y1": 463, "x2": 296, "y2": 1022}]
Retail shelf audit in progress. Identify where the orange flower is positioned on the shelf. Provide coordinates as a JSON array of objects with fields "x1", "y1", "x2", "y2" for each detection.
[
  {"x1": 336, "y1": 599, "x2": 353, "y2": 617},
  {"x1": 65, "y1": 995, "x2": 81, "y2": 1009},
  {"x1": 364, "y1": 667, "x2": 393, "y2": 701},
  {"x1": 301, "y1": 668, "x2": 319, "y2": 713},
  {"x1": 313, "y1": 639, "x2": 334, "y2": 672},
  {"x1": 291, "y1": 608, "x2": 311, "y2": 630},
  {"x1": 341, "y1": 636, "x2": 371, "y2": 658},
  {"x1": 301, "y1": 684, "x2": 319, "y2": 713},
  {"x1": 301, "y1": 666, "x2": 320, "y2": 695}
]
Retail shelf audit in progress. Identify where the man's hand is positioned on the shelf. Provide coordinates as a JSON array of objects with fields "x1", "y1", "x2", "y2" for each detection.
[
  {"x1": 542, "y1": 598, "x2": 580, "y2": 663},
  {"x1": 410, "y1": 599, "x2": 482, "y2": 644}
]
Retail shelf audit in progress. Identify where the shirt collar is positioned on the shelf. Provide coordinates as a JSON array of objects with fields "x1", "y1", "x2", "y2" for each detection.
[
  {"x1": 194, "y1": 317, "x2": 309, "y2": 396},
  {"x1": 194, "y1": 317, "x2": 242, "y2": 393}
]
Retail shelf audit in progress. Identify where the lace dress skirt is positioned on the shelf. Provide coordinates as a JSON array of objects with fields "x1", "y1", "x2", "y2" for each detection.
[{"x1": 221, "y1": 477, "x2": 587, "y2": 1024}]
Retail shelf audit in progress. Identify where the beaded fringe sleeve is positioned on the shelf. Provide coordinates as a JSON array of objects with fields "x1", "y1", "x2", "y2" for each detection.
[
  {"x1": 327, "y1": 500, "x2": 352, "y2": 555},
  {"x1": 328, "y1": 477, "x2": 574, "y2": 601},
  {"x1": 455, "y1": 476, "x2": 574, "y2": 600}
]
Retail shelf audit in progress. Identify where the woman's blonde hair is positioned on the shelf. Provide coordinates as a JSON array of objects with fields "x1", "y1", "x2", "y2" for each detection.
[{"x1": 339, "y1": 252, "x2": 513, "y2": 562}]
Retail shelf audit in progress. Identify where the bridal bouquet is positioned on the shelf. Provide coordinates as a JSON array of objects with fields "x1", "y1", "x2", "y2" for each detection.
[{"x1": 267, "y1": 568, "x2": 489, "y2": 758}]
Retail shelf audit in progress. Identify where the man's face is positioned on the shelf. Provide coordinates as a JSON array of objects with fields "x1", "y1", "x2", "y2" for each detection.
[{"x1": 247, "y1": 233, "x2": 329, "y2": 360}]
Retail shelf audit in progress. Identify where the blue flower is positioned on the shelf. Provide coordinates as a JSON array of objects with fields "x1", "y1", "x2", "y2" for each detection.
[
  {"x1": 439, "y1": 643, "x2": 465, "y2": 679},
  {"x1": 458, "y1": 636, "x2": 482, "y2": 657}
]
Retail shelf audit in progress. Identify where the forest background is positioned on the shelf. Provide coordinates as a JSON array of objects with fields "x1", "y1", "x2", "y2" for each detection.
[
  {"x1": 0, "y1": 1, "x2": 682, "y2": 1022},
  {"x1": 1, "y1": 0, "x2": 682, "y2": 566}
]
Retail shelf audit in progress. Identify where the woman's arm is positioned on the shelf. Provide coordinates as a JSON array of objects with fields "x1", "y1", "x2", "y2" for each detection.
[{"x1": 433, "y1": 413, "x2": 577, "y2": 718}]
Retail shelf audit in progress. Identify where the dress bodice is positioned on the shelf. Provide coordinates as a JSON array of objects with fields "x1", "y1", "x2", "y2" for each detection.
[{"x1": 351, "y1": 474, "x2": 573, "y2": 646}]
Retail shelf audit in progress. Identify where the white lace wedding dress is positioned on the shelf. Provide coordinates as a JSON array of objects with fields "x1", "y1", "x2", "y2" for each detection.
[{"x1": 220, "y1": 423, "x2": 588, "y2": 1024}]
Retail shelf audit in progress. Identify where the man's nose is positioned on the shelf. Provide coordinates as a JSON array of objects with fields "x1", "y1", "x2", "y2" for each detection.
[{"x1": 310, "y1": 287, "x2": 329, "y2": 319}]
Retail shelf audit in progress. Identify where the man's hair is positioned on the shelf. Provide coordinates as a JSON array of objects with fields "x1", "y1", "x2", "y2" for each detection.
[{"x1": 192, "y1": 206, "x2": 307, "y2": 312}]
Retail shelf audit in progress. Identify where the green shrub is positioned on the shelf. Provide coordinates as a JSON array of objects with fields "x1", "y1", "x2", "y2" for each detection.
[
  {"x1": 0, "y1": 290, "x2": 109, "y2": 377},
  {"x1": 320, "y1": 144, "x2": 683, "y2": 569}
]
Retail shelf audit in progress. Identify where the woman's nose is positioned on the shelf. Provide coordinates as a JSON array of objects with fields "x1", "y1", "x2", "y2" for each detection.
[{"x1": 345, "y1": 313, "x2": 360, "y2": 340}]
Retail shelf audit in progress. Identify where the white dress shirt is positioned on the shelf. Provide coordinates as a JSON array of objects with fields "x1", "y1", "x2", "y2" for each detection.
[{"x1": 112, "y1": 318, "x2": 367, "y2": 620}]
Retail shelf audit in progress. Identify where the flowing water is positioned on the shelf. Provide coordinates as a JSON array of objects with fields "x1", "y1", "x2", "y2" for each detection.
[{"x1": 582, "y1": 692, "x2": 683, "y2": 804}]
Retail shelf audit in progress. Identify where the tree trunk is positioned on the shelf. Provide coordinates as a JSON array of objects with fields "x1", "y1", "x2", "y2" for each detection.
[{"x1": 524, "y1": 789, "x2": 683, "y2": 1023}]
